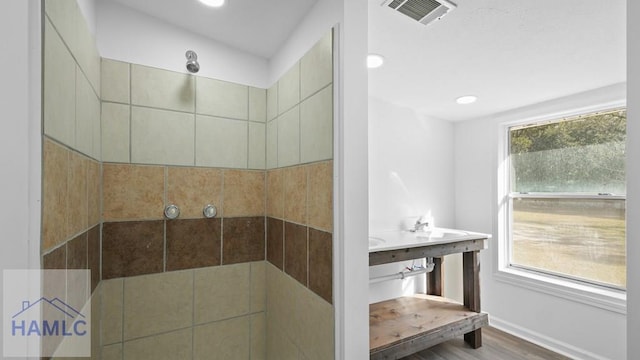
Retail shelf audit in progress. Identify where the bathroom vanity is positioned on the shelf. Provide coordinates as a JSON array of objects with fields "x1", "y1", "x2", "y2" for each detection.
[{"x1": 368, "y1": 228, "x2": 490, "y2": 359}]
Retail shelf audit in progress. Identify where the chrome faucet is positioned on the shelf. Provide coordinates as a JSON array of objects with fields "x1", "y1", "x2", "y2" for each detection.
[{"x1": 411, "y1": 219, "x2": 430, "y2": 232}]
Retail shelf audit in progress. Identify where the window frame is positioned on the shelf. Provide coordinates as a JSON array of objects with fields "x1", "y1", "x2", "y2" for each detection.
[{"x1": 496, "y1": 102, "x2": 627, "y2": 314}]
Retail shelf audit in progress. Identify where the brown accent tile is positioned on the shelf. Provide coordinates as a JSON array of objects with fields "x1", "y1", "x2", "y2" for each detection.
[
  {"x1": 309, "y1": 228, "x2": 333, "y2": 304},
  {"x1": 43, "y1": 244, "x2": 66, "y2": 270},
  {"x1": 223, "y1": 217, "x2": 265, "y2": 265},
  {"x1": 308, "y1": 161, "x2": 333, "y2": 232},
  {"x1": 284, "y1": 222, "x2": 308, "y2": 286},
  {"x1": 87, "y1": 159, "x2": 101, "y2": 226},
  {"x1": 42, "y1": 138, "x2": 69, "y2": 251},
  {"x1": 103, "y1": 164, "x2": 164, "y2": 221},
  {"x1": 266, "y1": 169, "x2": 284, "y2": 218},
  {"x1": 67, "y1": 151, "x2": 89, "y2": 237},
  {"x1": 267, "y1": 217, "x2": 284, "y2": 270},
  {"x1": 88, "y1": 225, "x2": 100, "y2": 292},
  {"x1": 67, "y1": 231, "x2": 88, "y2": 270},
  {"x1": 166, "y1": 218, "x2": 221, "y2": 271},
  {"x1": 102, "y1": 220, "x2": 164, "y2": 279},
  {"x1": 284, "y1": 166, "x2": 307, "y2": 225},
  {"x1": 224, "y1": 170, "x2": 265, "y2": 217},
  {"x1": 167, "y1": 167, "x2": 222, "y2": 219}
]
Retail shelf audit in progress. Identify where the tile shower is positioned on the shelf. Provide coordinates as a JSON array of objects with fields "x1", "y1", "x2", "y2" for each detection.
[{"x1": 40, "y1": 0, "x2": 334, "y2": 359}]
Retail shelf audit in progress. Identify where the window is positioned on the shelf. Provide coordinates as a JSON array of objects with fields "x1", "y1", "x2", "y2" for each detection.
[{"x1": 506, "y1": 109, "x2": 626, "y2": 290}]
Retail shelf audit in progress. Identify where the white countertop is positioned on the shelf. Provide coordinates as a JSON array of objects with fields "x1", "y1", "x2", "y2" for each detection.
[{"x1": 369, "y1": 228, "x2": 491, "y2": 253}]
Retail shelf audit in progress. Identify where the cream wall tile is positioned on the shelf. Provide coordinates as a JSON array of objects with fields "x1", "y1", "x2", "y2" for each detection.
[
  {"x1": 123, "y1": 328, "x2": 192, "y2": 360},
  {"x1": 250, "y1": 261, "x2": 266, "y2": 312},
  {"x1": 266, "y1": 120, "x2": 278, "y2": 169},
  {"x1": 102, "y1": 164, "x2": 164, "y2": 221},
  {"x1": 278, "y1": 64, "x2": 300, "y2": 115},
  {"x1": 251, "y1": 313, "x2": 266, "y2": 360},
  {"x1": 284, "y1": 166, "x2": 307, "y2": 225},
  {"x1": 277, "y1": 107, "x2": 300, "y2": 167},
  {"x1": 266, "y1": 84, "x2": 278, "y2": 121},
  {"x1": 67, "y1": 152, "x2": 88, "y2": 237},
  {"x1": 102, "y1": 59, "x2": 130, "y2": 104},
  {"x1": 265, "y1": 264, "x2": 297, "y2": 343},
  {"x1": 266, "y1": 319, "x2": 298, "y2": 360},
  {"x1": 248, "y1": 122, "x2": 266, "y2": 170},
  {"x1": 266, "y1": 169, "x2": 284, "y2": 218},
  {"x1": 102, "y1": 343, "x2": 122, "y2": 360},
  {"x1": 42, "y1": 139, "x2": 69, "y2": 251},
  {"x1": 194, "y1": 316, "x2": 250, "y2": 360},
  {"x1": 87, "y1": 159, "x2": 101, "y2": 229},
  {"x1": 102, "y1": 103, "x2": 130, "y2": 163},
  {"x1": 75, "y1": 69, "x2": 100, "y2": 159},
  {"x1": 249, "y1": 87, "x2": 267, "y2": 122},
  {"x1": 300, "y1": 85, "x2": 333, "y2": 163},
  {"x1": 223, "y1": 170, "x2": 265, "y2": 217},
  {"x1": 167, "y1": 167, "x2": 223, "y2": 219},
  {"x1": 295, "y1": 287, "x2": 335, "y2": 360},
  {"x1": 194, "y1": 263, "x2": 250, "y2": 324},
  {"x1": 131, "y1": 107, "x2": 195, "y2": 166},
  {"x1": 44, "y1": 19, "x2": 76, "y2": 148},
  {"x1": 44, "y1": 0, "x2": 77, "y2": 59},
  {"x1": 301, "y1": 31, "x2": 333, "y2": 100},
  {"x1": 195, "y1": 115, "x2": 247, "y2": 168},
  {"x1": 196, "y1": 77, "x2": 248, "y2": 119},
  {"x1": 123, "y1": 271, "x2": 193, "y2": 340},
  {"x1": 74, "y1": 13, "x2": 100, "y2": 94},
  {"x1": 101, "y1": 279, "x2": 123, "y2": 345},
  {"x1": 307, "y1": 161, "x2": 333, "y2": 232},
  {"x1": 131, "y1": 65, "x2": 195, "y2": 112},
  {"x1": 91, "y1": 288, "x2": 102, "y2": 360}
]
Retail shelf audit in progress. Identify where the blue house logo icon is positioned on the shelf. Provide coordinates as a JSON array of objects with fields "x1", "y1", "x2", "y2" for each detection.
[{"x1": 11, "y1": 297, "x2": 87, "y2": 337}]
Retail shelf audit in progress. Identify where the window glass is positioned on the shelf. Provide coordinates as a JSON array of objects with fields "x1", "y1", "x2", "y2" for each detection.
[{"x1": 508, "y1": 109, "x2": 626, "y2": 289}]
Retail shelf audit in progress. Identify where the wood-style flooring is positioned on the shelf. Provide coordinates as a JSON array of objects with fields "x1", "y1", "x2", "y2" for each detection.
[{"x1": 401, "y1": 327, "x2": 572, "y2": 360}]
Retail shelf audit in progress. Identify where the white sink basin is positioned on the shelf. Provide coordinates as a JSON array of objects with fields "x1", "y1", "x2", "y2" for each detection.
[
  {"x1": 369, "y1": 227, "x2": 490, "y2": 252},
  {"x1": 369, "y1": 237, "x2": 386, "y2": 248}
]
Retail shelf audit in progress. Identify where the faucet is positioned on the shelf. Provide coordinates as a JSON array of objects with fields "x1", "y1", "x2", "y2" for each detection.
[{"x1": 411, "y1": 219, "x2": 430, "y2": 232}]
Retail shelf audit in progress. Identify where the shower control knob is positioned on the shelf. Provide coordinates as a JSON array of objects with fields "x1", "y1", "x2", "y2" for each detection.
[
  {"x1": 203, "y1": 204, "x2": 217, "y2": 218},
  {"x1": 164, "y1": 204, "x2": 180, "y2": 219}
]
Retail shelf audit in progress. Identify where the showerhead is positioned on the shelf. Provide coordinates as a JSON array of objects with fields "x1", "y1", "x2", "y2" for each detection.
[{"x1": 185, "y1": 50, "x2": 200, "y2": 73}]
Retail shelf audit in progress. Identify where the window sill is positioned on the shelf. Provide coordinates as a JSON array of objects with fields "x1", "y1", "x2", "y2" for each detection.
[{"x1": 494, "y1": 266, "x2": 626, "y2": 314}]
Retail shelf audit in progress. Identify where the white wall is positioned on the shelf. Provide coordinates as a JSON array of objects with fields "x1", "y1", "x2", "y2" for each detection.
[
  {"x1": 454, "y1": 83, "x2": 627, "y2": 360},
  {"x1": 95, "y1": 0, "x2": 268, "y2": 87},
  {"x1": 367, "y1": 97, "x2": 465, "y2": 303},
  {"x1": 0, "y1": 0, "x2": 42, "y2": 356},
  {"x1": 627, "y1": 0, "x2": 639, "y2": 357}
]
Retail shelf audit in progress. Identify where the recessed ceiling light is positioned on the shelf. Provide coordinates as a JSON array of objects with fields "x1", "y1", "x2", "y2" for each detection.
[
  {"x1": 367, "y1": 54, "x2": 385, "y2": 69},
  {"x1": 456, "y1": 95, "x2": 477, "y2": 104},
  {"x1": 199, "y1": 0, "x2": 225, "y2": 7}
]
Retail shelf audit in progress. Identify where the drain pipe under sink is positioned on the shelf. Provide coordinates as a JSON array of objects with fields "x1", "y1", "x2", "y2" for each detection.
[{"x1": 369, "y1": 258, "x2": 436, "y2": 284}]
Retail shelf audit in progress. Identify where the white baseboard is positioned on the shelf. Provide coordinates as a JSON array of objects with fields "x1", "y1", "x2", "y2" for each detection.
[{"x1": 489, "y1": 316, "x2": 611, "y2": 360}]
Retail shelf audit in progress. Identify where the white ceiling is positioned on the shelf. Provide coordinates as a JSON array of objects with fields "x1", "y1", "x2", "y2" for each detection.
[
  {"x1": 102, "y1": 0, "x2": 626, "y2": 122},
  {"x1": 369, "y1": 0, "x2": 626, "y2": 121},
  {"x1": 104, "y1": 0, "x2": 318, "y2": 58}
]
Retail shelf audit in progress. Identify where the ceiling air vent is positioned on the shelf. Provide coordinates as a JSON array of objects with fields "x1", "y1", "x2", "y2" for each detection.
[{"x1": 383, "y1": 0, "x2": 457, "y2": 26}]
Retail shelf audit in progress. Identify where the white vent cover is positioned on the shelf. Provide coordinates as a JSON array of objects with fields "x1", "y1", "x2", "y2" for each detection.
[{"x1": 382, "y1": 0, "x2": 457, "y2": 26}]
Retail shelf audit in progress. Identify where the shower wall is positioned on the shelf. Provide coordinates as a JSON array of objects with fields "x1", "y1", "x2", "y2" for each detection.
[
  {"x1": 99, "y1": 60, "x2": 268, "y2": 359},
  {"x1": 42, "y1": 0, "x2": 335, "y2": 358},
  {"x1": 41, "y1": 0, "x2": 102, "y2": 357},
  {"x1": 265, "y1": 31, "x2": 335, "y2": 360}
]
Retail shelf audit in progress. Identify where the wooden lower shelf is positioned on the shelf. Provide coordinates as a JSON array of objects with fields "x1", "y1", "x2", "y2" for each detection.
[{"x1": 370, "y1": 294, "x2": 488, "y2": 359}]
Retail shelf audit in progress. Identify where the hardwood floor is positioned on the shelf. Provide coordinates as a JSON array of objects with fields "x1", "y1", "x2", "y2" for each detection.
[{"x1": 401, "y1": 327, "x2": 571, "y2": 360}]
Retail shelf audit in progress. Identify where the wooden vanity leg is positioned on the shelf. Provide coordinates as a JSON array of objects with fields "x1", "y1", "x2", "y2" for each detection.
[
  {"x1": 463, "y1": 250, "x2": 482, "y2": 349},
  {"x1": 426, "y1": 257, "x2": 443, "y2": 296}
]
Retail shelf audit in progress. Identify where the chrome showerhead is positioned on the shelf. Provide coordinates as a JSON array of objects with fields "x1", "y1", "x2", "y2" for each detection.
[{"x1": 185, "y1": 50, "x2": 200, "y2": 73}]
